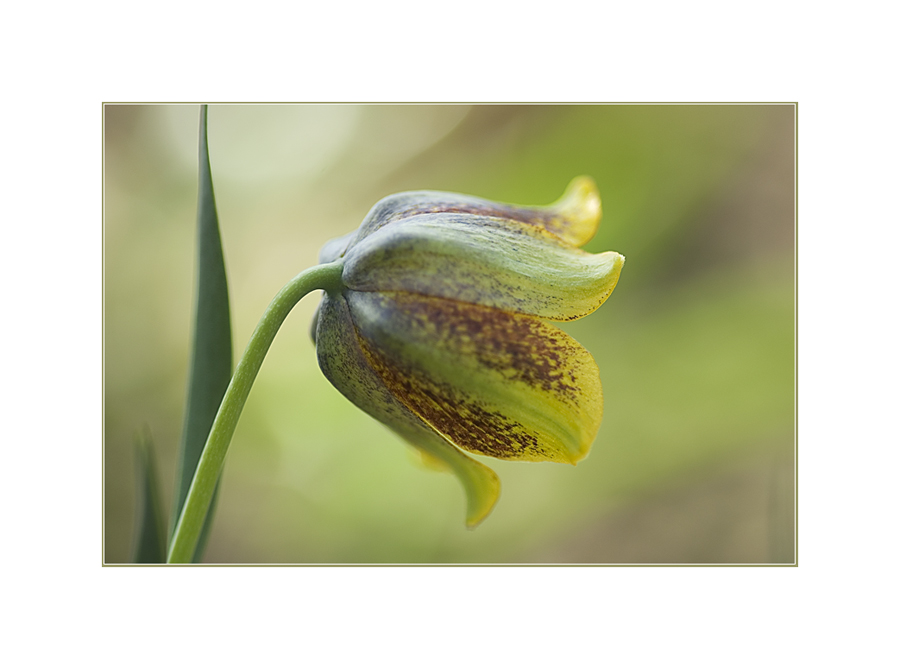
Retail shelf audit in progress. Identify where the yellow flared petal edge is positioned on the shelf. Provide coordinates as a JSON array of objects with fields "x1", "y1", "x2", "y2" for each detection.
[
  {"x1": 538, "y1": 176, "x2": 602, "y2": 248},
  {"x1": 315, "y1": 292, "x2": 501, "y2": 527},
  {"x1": 343, "y1": 215, "x2": 626, "y2": 322},
  {"x1": 347, "y1": 291, "x2": 604, "y2": 465}
]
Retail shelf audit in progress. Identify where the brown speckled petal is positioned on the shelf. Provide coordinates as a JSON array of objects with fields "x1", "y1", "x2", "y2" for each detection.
[
  {"x1": 315, "y1": 291, "x2": 500, "y2": 527},
  {"x1": 347, "y1": 291, "x2": 603, "y2": 464}
]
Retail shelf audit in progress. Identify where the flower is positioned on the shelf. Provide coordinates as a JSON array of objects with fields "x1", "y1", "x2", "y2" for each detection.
[{"x1": 310, "y1": 176, "x2": 624, "y2": 527}]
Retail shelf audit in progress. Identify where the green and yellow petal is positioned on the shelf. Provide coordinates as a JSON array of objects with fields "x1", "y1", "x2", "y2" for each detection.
[
  {"x1": 342, "y1": 215, "x2": 624, "y2": 322},
  {"x1": 346, "y1": 291, "x2": 603, "y2": 464},
  {"x1": 315, "y1": 291, "x2": 500, "y2": 527}
]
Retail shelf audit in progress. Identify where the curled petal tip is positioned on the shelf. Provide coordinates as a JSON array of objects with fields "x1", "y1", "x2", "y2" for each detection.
[
  {"x1": 554, "y1": 250, "x2": 625, "y2": 320},
  {"x1": 589, "y1": 251, "x2": 625, "y2": 310},
  {"x1": 547, "y1": 176, "x2": 602, "y2": 247},
  {"x1": 431, "y1": 444, "x2": 500, "y2": 529},
  {"x1": 464, "y1": 468, "x2": 501, "y2": 529}
]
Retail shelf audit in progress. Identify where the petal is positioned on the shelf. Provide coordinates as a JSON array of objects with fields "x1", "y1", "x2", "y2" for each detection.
[
  {"x1": 346, "y1": 291, "x2": 603, "y2": 464},
  {"x1": 315, "y1": 292, "x2": 500, "y2": 527},
  {"x1": 350, "y1": 176, "x2": 602, "y2": 249},
  {"x1": 343, "y1": 213, "x2": 624, "y2": 321}
]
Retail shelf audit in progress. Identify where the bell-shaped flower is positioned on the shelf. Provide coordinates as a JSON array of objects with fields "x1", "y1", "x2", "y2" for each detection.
[{"x1": 311, "y1": 176, "x2": 624, "y2": 527}]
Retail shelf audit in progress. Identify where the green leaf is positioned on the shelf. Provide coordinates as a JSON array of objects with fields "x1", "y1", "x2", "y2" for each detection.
[
  {"x1": 131, "y1": 428, "x2": 166, "y2": 563},
  {"x1": 170, "y1": 105, "x2": 233, "y2": 562}
]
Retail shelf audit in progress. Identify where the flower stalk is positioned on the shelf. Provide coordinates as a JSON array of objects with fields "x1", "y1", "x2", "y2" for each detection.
[{"x1": 167, "y1": 260, "x2": 344, "y2": 563}]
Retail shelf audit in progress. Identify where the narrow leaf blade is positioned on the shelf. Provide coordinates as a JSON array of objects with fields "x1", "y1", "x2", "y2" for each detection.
[
  {"x1": 170, "y1": 105, "x2": 233, "y2": 562},
  {"x1": 131, "y1": 428, "x2": 166, "y2": 563}
]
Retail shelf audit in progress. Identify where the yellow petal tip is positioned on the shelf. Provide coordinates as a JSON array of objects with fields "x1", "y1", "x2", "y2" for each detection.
[
  {"x1": 462, "y1": 462, "x2": 501, "y2": 529},
  {"x1": 550, "y1": 176, "x2": 602, "y2": 246}
]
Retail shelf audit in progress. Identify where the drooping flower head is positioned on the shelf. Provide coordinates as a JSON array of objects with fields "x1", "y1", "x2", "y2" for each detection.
[{"x1": 311, "y1": 177, "x2": 624, "y2": 527}]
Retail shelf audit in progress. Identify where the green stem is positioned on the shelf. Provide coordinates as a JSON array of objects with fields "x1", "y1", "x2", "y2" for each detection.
[{"x1": 167, "y1": 260, "x2": 344, "y2": 563}]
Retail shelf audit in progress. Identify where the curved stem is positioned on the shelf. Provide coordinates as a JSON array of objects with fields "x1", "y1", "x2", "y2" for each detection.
[{"x1": 167, "y1": 261, "x2": 344, "y2": 563}]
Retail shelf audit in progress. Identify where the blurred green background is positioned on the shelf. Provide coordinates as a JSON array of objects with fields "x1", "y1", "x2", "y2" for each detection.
[{"x1": 104, "y1": 104, "x2": 795, "y2": 563}]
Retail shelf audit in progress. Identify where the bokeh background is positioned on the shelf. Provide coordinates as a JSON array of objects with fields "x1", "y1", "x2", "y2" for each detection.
[{"x1": 104, "y1": 104, "x2": 795, "y2": 563}]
